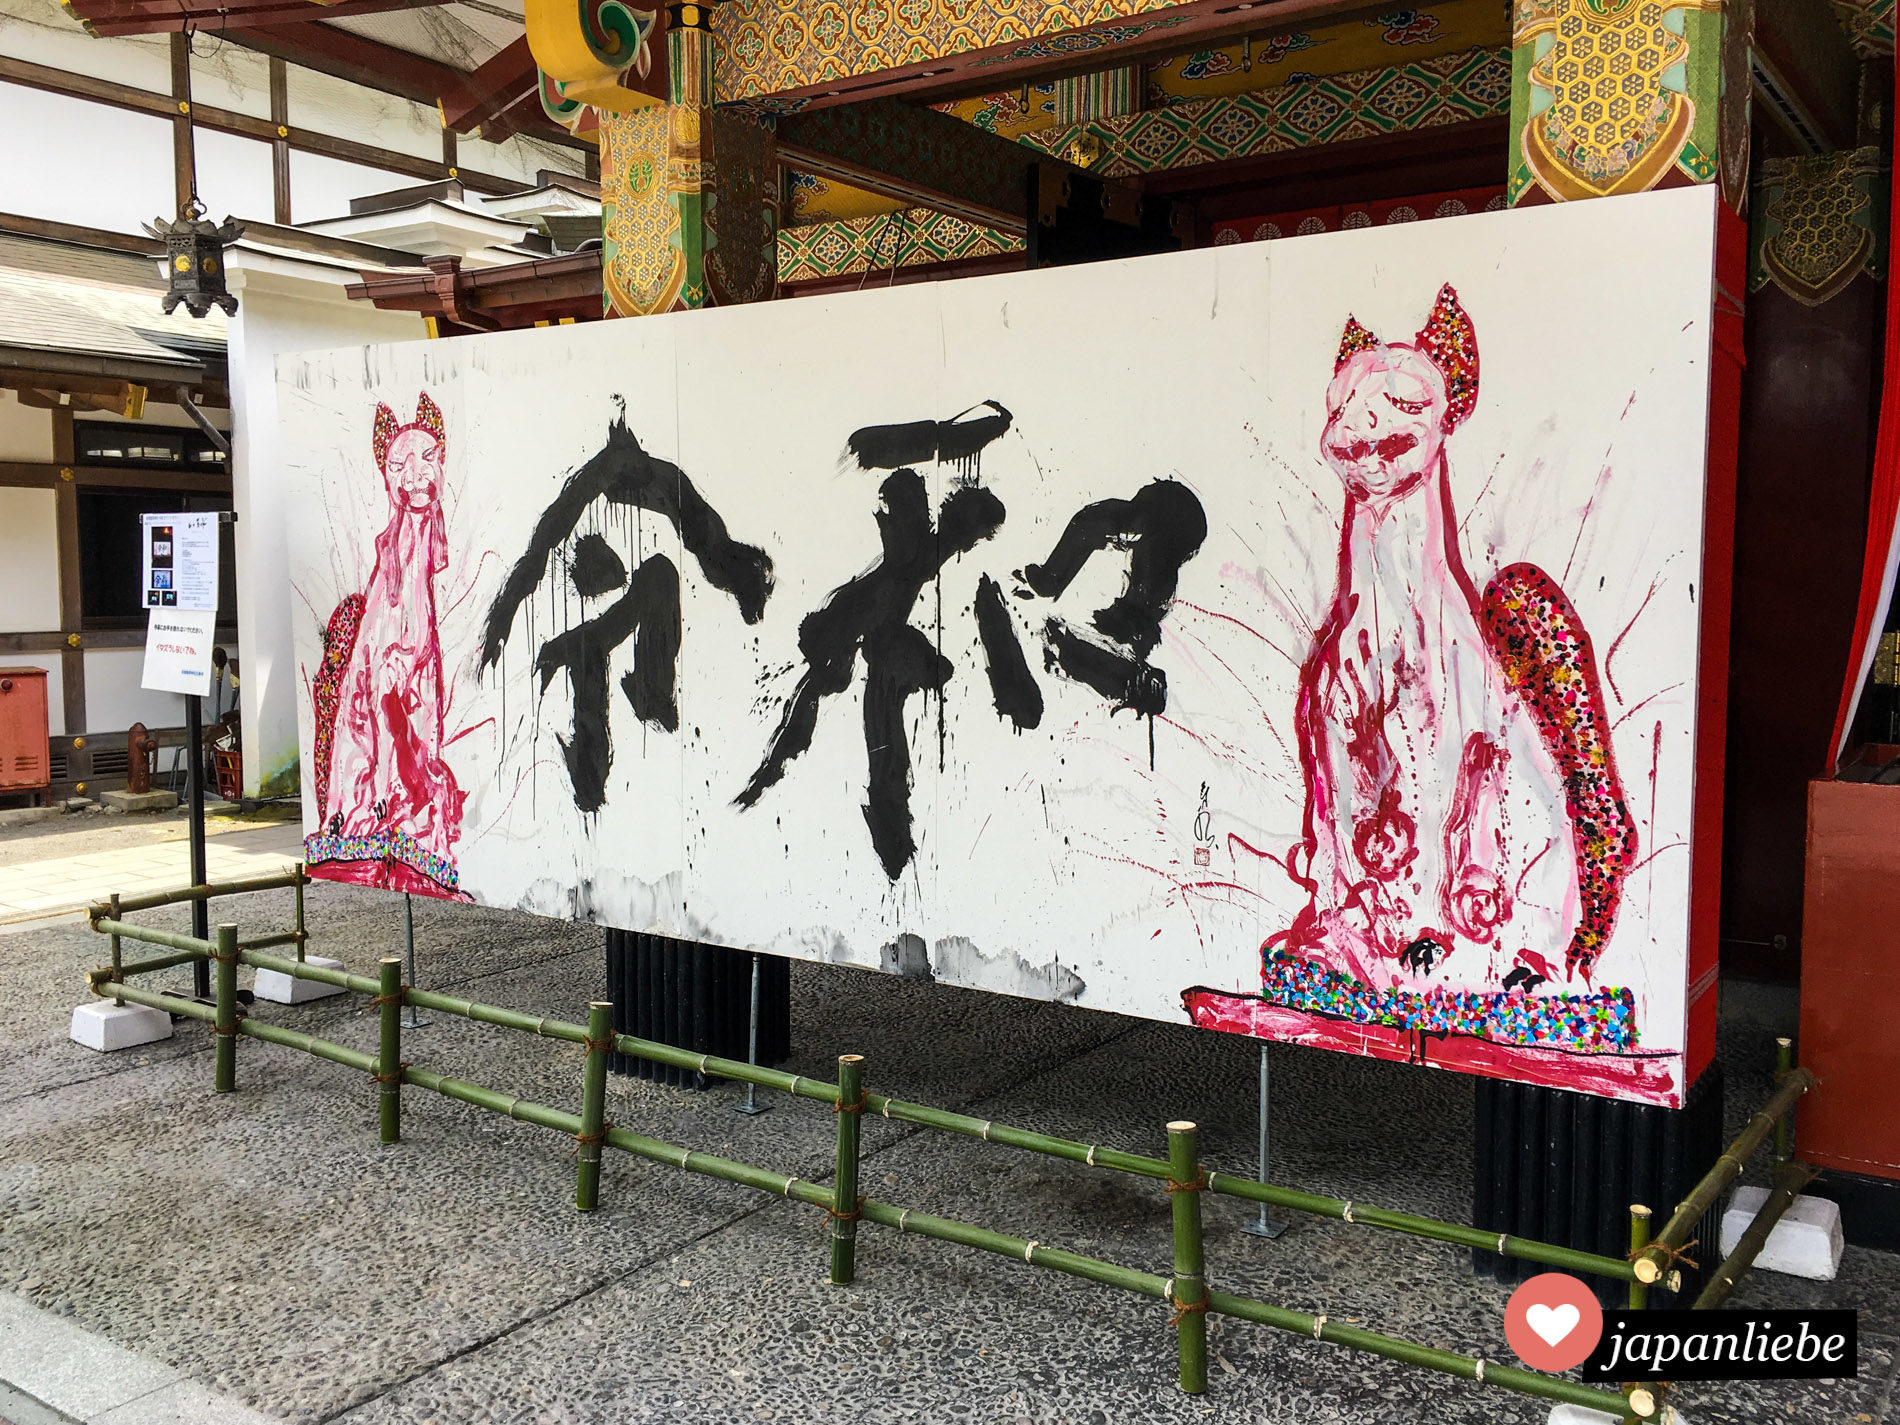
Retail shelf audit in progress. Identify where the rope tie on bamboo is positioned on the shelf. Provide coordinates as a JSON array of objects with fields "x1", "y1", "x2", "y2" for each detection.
[
  {"x1": 580, "y1": 1034, "x2": 613, "y2": 1056},
  {"x1": 368, "y1": 1060, "x2": 409, "y2": 1086},
  {"x1": 826, "y1": 1195, "x2": 864, "y2": 1223},
  {"x1": 368, "y1": 991, "x2": 405, "y2": 1009},
  {"x1": 1631, "y1": 1238, "x2": 1700, "y2": 1273},
  {"x1": 832, "y1": 1092, "x2": 867, "y2": 1116},
  {"x1": 570, "y1": 1120, "x2": 614, "y2": 1157},
  {"x1": 1167, "y1": 1288, "x2": 1209, "y2": 1328},
  {"x1": 1165, "y1": 1167, "x2": 1207, "y2": 1195}
]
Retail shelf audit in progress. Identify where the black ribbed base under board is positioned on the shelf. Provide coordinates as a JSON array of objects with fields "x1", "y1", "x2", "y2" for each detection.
[
  {"x1": 603, "y1": 930, "x2": 791, "y2": 1089},
  {"x1": 1473, "y1": 1066, "x2": 1726, "y2": 1305}
]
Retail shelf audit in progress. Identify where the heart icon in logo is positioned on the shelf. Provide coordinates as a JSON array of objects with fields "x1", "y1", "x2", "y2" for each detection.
[
  {"x1": 1526, "y1": 1302, "x2": 1581, "y2": 1347},
  {"x1": 1505, "y1": 1274, "x2": 1603, "y2": 1371}
]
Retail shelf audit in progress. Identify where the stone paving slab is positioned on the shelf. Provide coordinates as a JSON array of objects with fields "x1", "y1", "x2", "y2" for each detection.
[
  {"x1": 0, "y1": 1287, "x2": 273, "y2": 1424},
  {"x1": 0, "y1": 821, "x2": 304, "y2": 924}
]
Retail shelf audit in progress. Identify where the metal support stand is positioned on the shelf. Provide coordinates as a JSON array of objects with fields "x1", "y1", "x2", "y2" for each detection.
[
  {"x1": 185, "y1": 691, "x2": 209, "y2": 998},
  {"x1": 735, "y1": 953, "x2": 770, "y2": 1116},
  {"x1": 1240, "y1": 1042, "x2": 1287, "y2": 1240},
  {"x1": 400, "y1": 893, "x2": 429, "y2": 1029}
]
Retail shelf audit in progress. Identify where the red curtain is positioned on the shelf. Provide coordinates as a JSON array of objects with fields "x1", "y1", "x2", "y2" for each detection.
[{"x1": 1827, "y1": 50, "x2": 1900, "y2": 770}]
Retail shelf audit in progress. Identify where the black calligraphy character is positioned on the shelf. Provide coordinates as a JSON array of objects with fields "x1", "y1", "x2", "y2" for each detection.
[
  {"x1": 737, "y1": 402, "x2": 1013, "y2": 880},
  {"x1": 531, "y1": 534, "x2": 680, "y2": 814},
  {"x1": 1005, "y1": 479, "x2": 1208, "y2": 718},
  {"x1": 483, "y1": 402, "x2": 773, "y2": 812}
]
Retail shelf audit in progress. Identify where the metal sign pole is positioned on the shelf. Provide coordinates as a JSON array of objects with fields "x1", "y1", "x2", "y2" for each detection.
[
  {"x1": 401, "y1": 893, "x2": 428, "y2": 1029},
  {"x1": 186, "y1": 691, "x2": 209, "y2": 998},
  {"x1": 735, "y1": 953, "x2": 769, "y2": 1116},
  {"x1": 1241, "y1": 1042, "x2": 1287, "y2": 1240}
]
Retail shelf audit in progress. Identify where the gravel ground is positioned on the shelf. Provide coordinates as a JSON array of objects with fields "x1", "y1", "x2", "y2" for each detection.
[{"x1": 0, "y1": 879, "x2": 1894, "y2": 1425}]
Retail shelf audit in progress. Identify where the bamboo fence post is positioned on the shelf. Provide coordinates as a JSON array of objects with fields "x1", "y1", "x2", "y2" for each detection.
[
  {"x1": 576, "y1": 1001, "x2": 612, "y2": 1211},
  {"x1": 213, "y1": 922, "x2": 238, "y2": 1093},
  {"x1": 1773, "y1": 1037, "x2": 1794, "y2": 1163},
  {"x1": 1627, "y1": 1205, "x2": 1650, "y2": 1312},
  {"x1": 294, "y1": 863, "x2": 307, "y2": 963},
  {"x1": 377, "y1": 957, "x2": 403, "y2": 1145},
  {"x1": 108, "y1": 892, "x2": 122, "y2": 1005},
  {"x1": 830, "y1": 1054, "x2": 865, "y2": 1286},
  {"x1": 1167, "y1": 1120, "x2": 1209, "y2": 1395}
]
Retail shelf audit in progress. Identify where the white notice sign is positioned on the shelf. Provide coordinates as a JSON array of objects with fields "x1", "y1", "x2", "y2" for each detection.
[
  {"x1": 140, "y1": 511, "x2": 219, "y2": 613},
  {"x1": 141, "y1": 608, "x2": 217, "y2": 694}
]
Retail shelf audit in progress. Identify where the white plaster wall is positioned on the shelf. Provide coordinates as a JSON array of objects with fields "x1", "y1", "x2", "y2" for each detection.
[
  {"x1": 83, "y1": 649, "x2": 162, "y2": 734},
  {"x1": 0, "y1": 391, "x2": 53, "y2": 462},
  {"x1": 227, "y1": 261, "x2": 424, "y2": 796},
  {"x1": 0, "y1": 488, "x2": 61, "y2": 635}
]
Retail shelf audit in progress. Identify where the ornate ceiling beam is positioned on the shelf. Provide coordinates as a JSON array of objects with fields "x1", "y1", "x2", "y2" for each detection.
[{"x1": 718, "y1": 0, "x2": 1392, "y2": 112}]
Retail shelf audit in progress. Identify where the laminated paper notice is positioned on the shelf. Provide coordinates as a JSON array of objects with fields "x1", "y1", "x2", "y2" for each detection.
[{"x1": 141, "y1": 608, "x2": 217, "y2": 695}]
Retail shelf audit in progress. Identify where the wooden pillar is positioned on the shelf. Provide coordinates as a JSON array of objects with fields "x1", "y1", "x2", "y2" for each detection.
[
  {"x1": 1508, "y1": 0, "x2": 1750, "y2": 208},
  {"x1": 443, "y1": 126, "x2": 459, "y2": 183},
  {"x1": 598, "y1": 2, "x2": 775, "y2": 317},
  {"x1": 269, "y1": 57, "x2": 291, "y2": 226},
  {"x1": 169, "y1": 32, "x2": 197, "y2": 216},
  {"x1": 51, "y1": 409, "x2": 85, "y2": 740}
]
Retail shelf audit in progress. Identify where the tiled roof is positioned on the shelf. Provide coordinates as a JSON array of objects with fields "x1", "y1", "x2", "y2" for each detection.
[{"x1": 0, "y1": 235, "x2": 224, "y2": 370}]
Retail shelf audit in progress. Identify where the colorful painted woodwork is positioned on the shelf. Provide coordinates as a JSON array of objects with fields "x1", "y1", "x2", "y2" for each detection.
[
  {"x1": 1831, "y1": 0, "x2": 1895, "y2": 52},
  {"x1": 526, "y1": 0, "x2": 664, "y2": 113},
  {"x1": 777, "y1": 207, "x2": 1024, "y2": 283},
  {"x1": 714, "y1": 0, "x2": 1192, "y2": 105},
  {"x1": 1749, "y1": 147, "x2": 1887, "y2": 306},
  {"x1": 1021, "y1": 46, "x2": 1510, "y2": 179},
  {"x1": 600, "y1": 4, "x2": 775, "y2": 316},
  {"x1": 1209, "y1": 186, "x2": 1508, "y2": 245},
  {"x1": 1144, "y1": 3, "x2": 1503, "y2": 107},
  {"x1": 1507, "y1": 0, "x2": 1747, "y2": 205}
]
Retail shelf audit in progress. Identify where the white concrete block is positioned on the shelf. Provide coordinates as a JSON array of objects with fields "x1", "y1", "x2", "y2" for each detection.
[
  {"x1": 69, "y1": 1000, "x2": 173, "y2": 1052},
  {"x1": 1720, "y1": 1186, "x2": 1843, "y2": 1281},
  {"x1": 250, "y1": 954, "x2": 348, "y2": 1003},
  {"x1": 1551, "y1": 1406, "x2": 1691, "y2": 1425}
]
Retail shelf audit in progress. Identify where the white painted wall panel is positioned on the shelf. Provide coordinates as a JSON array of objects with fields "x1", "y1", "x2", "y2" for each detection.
[{"x1": 278, "y1": 188, "x2": 1722, "y2": 1106}]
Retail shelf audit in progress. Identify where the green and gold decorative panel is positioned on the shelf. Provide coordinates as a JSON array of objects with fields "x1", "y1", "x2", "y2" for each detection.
[
  {"x1": 1750, "y1": 147, "x2": 1886, "y2": 305},
  {"x1": 777, "y1": 206, "x2": 1023, "y2": 282},
  {"x1": 1508, "y1": 0, "x2": 1747, "y2": 204},
  {"x1": 1830, "y1": 0, "x2": 1894, "y2": 54},
  {"x1": 1021, "y1": 46, "x2": 1511, "y2": 179},
  {"x1": 715, "y1": 0, "x2": 1192, "y2": 104}
]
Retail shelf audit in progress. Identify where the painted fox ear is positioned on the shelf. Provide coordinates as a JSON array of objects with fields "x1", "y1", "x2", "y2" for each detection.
[
  {"x1": 414, "y1": 391, "x2": 445, "y2": 448},
  {"x1": 1335, "y1": 315, "x2": 1379, "y2": 372},
  {"x1": 1415, "y1": 283, "x2": 1479, "y2": 430},
  {"x1": 371, "y1": 403, "x2": 398, "y2": 471}
]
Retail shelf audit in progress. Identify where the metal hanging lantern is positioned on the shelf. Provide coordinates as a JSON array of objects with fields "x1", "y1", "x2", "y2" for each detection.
[
  {"x1": 143, "y1": 29, "x2": 242, "y2": 320},
  {"x1": 150, "y1": 201, "x2": 244, "y2": 318}
]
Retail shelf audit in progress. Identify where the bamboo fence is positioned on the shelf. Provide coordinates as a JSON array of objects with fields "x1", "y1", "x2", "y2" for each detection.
[{"x1": 85, "y1": 869, "x2": 1686, "y2": 1418}]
